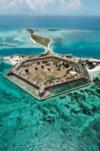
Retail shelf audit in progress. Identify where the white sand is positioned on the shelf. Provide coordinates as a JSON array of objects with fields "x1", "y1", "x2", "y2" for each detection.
[
  {"x1": 29, "y1": 32, "x2": 53, "y2": 54},
  {"x1": 88, "y1": 65, "x2": 100, "y2": 78}
]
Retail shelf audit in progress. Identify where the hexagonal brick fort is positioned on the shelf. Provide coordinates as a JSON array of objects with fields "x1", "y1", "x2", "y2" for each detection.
[{"x1": 6, "y1": 53, "x2": 91, "y2": 100}]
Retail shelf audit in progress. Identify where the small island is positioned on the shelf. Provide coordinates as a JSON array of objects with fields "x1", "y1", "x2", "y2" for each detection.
[{"x1": 27, "y1": 29, "x2": 51, "y2": 53}]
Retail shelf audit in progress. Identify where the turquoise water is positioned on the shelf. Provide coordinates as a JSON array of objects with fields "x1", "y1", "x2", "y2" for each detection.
[
  {"x1": 0, "y1": 62, "x2": 100, "y2": 151},
  {"x1": 0, "y1": 29, "x2": 100, "y2": 58},
  {"x1": 0, "y1": 16, "x2": 100, "y2": 151}
]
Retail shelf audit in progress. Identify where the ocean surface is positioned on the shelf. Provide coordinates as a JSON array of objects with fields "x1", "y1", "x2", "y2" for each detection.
[{"x1": 0, "y1": 16, "x2": 100, "y2": 151}]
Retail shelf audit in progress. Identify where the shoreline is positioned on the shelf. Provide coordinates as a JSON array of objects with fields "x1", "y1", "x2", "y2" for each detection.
[
  {"x1": 87, "y1": 65, "x2": 100, "y2": 74},
  {"x1": 27, "y1": 29, "x2": 53, "y2": 54},
  {"x1": 1, "y1": 53, "x2": 100, "y2": 64}
]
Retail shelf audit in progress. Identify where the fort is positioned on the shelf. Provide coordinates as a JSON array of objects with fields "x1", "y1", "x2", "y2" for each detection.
[{"x1": 6, "y1": 53, "x2": 92, "y2": 100}]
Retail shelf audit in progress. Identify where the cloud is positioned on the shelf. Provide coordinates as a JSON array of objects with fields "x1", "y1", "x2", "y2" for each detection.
[
  {"x1": 60, "y1": 0, "x2": 82, "y2": 11},
  {"x1": 26, "y1": 0, "x2": 82, "y2": 12},
  {"x1": 0, "y1": 0, "x2": 21, "y2": 9},
  {"x1": 26, "y1": 0, "x2": 52, "y2": 11},
  {"x1": 0, "y1": 0, "x2": 82, "y2": 14},
  {"x1": 0, "y1": 0, "x2": 29, "y2": 14}
]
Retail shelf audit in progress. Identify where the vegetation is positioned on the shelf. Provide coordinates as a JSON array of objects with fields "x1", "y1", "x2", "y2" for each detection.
[
  {"x1": 27, "y1": 29, "x2": 51, "y2": 47},
  {"x1": 48, "y1": 75, "x2": 56, "y2": 80}
]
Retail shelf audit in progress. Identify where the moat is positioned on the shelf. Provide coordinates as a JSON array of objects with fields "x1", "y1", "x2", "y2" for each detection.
[{"x1": 5, "y1": 52, "x2": 92, "y2": 100}]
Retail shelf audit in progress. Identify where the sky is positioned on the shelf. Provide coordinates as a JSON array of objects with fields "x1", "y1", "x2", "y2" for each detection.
[{"x1": 0, "y1": 0, "x2": 100, "y2": 16}]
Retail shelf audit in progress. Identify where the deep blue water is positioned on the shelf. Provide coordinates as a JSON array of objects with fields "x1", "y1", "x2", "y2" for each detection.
[
  {"x1": 0, "y1": 16, "x2": 100, "y2": 30},
  {"x1": 0, "y1": 16, "x2": 100, "y2": 151}
]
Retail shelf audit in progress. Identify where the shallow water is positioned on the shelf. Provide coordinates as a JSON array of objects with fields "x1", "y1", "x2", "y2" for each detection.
[
  {"x1": 0, "y1": 29, "x2": 100, "y2": 58},
  {"x1": 0, "y1": 61, "x2": 100, "y2": 151}
]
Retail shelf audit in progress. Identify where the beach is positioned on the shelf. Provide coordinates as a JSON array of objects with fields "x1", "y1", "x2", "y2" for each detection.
[{"x1": 27, "y1": 29, "x2": 53, "y2": 54}]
